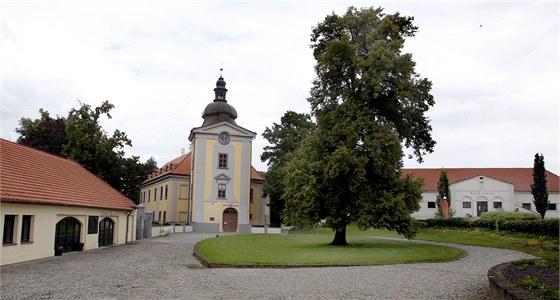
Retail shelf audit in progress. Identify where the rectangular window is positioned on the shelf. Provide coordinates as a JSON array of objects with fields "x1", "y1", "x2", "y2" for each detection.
[
  {"x1": 218, "y1": 153, "x2": 228, "y2": 169},
  {"x1": 148, "y1": 190, "x2": 151, "y2": 202},
  {"x1": 154, "y1": 188, "x2": 157, "y2": 201},
  {"x1": 250, "y1": 189, "x2": 254, "y2": 203},
  {"x1": 158, "y1": 211, "x2": 161, "y2": 222},
  {"x1": 463, "y1": 202, "x2": 471, "y2": 209},
  {"x1": 427, "y1": 202, "x2": 436, "y2": 208},
  {"x1": 3, "y1": 215, "x2": 16, "y2": 244},
  {"x1": 88, "y1": 216, "x2": 99, "y2": 234},
  {"x1": 548, "y1": 203, "x2": 557, "y2": 211},
  {"x1": 160, "y1": 186, "x2": 163, "y2": 200},
  {"x1": 165, "y1": 185, "x2": 168, "y2": 199},
  {"x1": 218, "y1": 184, "x2": 226, "y2": 198},
  {"x1": 163, "y1": 211, "x2": 166, "y2": 222},
  {"x1": 493, "y1": 202, "x2": 502, "y2": 209},
  {"x1": 522, "y1": 203, "x2": 531, "y2": 211},
  {"x1": 21, "y1": 215, "x2": 33, "y2": 243}
]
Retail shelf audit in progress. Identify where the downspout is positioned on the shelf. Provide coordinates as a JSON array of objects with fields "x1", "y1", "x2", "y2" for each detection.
[
  {"x1": 188, "y1": 139, "x2": 195, "y2": 225},
  {"x1": 126, "y1": 210, "x2": 132, "y2": 244}
]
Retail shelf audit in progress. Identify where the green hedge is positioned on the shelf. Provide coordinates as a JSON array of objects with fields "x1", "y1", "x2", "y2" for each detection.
[{"x1": 425, "y1": 217, "x2": 559, "y2": 237}]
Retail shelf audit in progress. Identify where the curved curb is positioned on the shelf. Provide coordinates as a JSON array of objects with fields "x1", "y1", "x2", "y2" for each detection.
[
  {"x1": 488, "y1": 261, "x2": 541, "y2": 300},
  {"x1": 192, "y1": 238, "x2": 466, "y2": 269}
]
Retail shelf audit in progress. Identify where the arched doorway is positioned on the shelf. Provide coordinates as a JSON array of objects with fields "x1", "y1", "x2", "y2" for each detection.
[
  {"x1": 222, "y1": 208, "x2": 238, "y2": 232},
  {"x1": 55, "y1": 217, "x2": 81, "y2": 253},
  {"x1": 98, "y1": 217, "x2": 114, "y2": 247}
]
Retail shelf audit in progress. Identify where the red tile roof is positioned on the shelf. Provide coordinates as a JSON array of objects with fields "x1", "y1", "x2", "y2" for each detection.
[
  {"x1": 251, "y1": 166, "x2": 265, "y2": 181},
  {"x1": 0, "y1": 139, "x2": 136, "y2": 211},
  {"x1": 142, "y1": 152, "x2": 192, "y2": 183},
  {"x1": 402, "y1": 168, "x2": 559, "y2": 192},
  {"x1": 142, "y1": 152, "x2": 266, "y2": 184}
]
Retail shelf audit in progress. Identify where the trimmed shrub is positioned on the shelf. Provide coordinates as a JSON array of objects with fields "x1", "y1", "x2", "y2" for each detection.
[
  {"x1": 425, "y1": 217, "x2": 559, "y2": 237},
  {"x1": 425, "y1": 218, "x2": 471, "y2": 228},
  {"x1": 479, "y1": 212, "x2": 540, "y2": 222}
]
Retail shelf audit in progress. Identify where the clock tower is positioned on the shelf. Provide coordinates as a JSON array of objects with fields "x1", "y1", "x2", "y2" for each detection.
[{"x1": 188, "y1": 74, "x2": 257, "y2": 233}]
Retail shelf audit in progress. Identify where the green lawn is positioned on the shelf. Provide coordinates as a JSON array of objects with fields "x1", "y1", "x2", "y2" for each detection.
[
  {"x1": 313, "y1": 225, "x2": 559, "y2": 258},
  {"x1": 196, "y1": 231, "x2": 464, "y2": 266},
  {"x1": 196, "y1": 224, "x2": 558, "y2": 266}
]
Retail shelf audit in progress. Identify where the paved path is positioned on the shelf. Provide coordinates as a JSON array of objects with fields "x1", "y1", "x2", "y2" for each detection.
[{"x1": 0, "y1": 232, "x2": 534, "y2": 299}]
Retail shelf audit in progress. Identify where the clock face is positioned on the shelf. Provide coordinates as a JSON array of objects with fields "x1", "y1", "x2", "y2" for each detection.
[{"x1": 218, "y1": 132, "x2": 230, "y2": 145}]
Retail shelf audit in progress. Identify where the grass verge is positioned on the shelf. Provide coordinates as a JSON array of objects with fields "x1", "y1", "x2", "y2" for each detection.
[{"x1": 196, "y1": 231, "x2": 463, "y2": 266}]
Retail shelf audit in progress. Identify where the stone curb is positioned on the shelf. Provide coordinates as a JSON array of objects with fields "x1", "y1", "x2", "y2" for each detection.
[
  {"x1": 192, "y1": 239, "x2": 466, "y2": 269},
  {"x1": 488, "y1": 261, "x2": 541, "y2": 300}
]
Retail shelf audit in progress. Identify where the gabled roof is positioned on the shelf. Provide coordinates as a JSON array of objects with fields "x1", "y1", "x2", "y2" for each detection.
[
  {"x1": 0, "y1": 139, "x2": 136, "y2": 211},
  {"x1": 142, "y1": 152, "x2": 266, "y2": 185},
  {"x1": 251, "y1": 166, "x2": 266, "y2": 181},
  {"x1": 142, "y1": 152, "x2": 192, "y2": 184},
  {"x1": 402, "y1": 168, "x2": 559, "y2": 192}
]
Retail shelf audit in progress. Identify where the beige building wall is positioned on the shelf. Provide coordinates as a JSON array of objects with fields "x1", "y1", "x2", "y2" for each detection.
[{"x1": 1, "y1": 202, "x2": 135, "y2": 266}]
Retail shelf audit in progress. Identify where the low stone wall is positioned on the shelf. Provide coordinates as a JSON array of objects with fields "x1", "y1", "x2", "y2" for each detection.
[
  {"x1": 487, "y1": 262, "x2": 540, "y2": 300},
  {"x1": 151, "y1": 224, "x2": 193, "y2": 237}
]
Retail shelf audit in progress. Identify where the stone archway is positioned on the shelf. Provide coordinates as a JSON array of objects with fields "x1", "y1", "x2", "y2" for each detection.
[
  {"x1": 222, "y1": 208, "x2": 238, "y2": 232},
  {"x1": 55, "y1": 217, "x2": 81, "y2": 253}
]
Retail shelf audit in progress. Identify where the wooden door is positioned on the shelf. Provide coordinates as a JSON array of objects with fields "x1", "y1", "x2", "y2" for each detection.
[{"x1": 222, "y1": 208, "x2": 238, "y2": 232}]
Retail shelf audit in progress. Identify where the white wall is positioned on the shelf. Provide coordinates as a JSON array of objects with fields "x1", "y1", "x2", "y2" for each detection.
[
  {"x1": 412, "y1": 176, "x2": 559, "y2": 219},
  {"x1": 1, "y1": 203, "x2": 135, "y2": 265}
]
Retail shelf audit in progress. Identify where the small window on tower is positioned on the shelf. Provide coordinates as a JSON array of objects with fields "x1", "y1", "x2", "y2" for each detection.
[
  {"x1": 218, "y1": 184, "x2": 226, "y2": 198},
  {"x1": 218, "y1": 153, "x2": 228, "y2": 169}
]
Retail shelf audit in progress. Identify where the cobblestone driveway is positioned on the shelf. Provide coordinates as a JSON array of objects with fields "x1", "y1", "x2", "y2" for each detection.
[{"x1": 0, "y1": 232, "x2": 533, "y2": 299}]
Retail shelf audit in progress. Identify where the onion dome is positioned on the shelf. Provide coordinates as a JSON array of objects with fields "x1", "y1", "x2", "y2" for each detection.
[{"x1": 201, "y1": 75, "x2": 238, "y2": 126}]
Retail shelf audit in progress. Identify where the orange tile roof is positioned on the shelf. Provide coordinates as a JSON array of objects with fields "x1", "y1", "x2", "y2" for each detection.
[
  {"x1": 142, "y1": 152, "x2": 192, "y2": 184},
  {"x1": 402, "y1": 168, "x2": 559, "y2": 192},
  {"x1": 251, "y1": 166, "x2": 265, "y2": 181},
  {"x1": 142, "y1": 152, "x2": 266, "y2": 184},
  {"x1": 0, "y1": 139, "x2": 136, "y2": 211}
]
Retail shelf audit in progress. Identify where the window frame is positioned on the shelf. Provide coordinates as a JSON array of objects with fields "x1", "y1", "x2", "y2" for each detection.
[
  {"x1": 218, "y1": 183, "x2": 227, "y2": 199},
  {"x1": 3, "y1": 215, "x2": 17, "y2": 245},
  {"x1": 218, "y1": 153, "x2": 228, "y2": 169},
  {"x1": 20, "y1": 215, "x2": 33, "y2": 243},
  {"x1": 462, "y1": 202, "x2": 471, "y2": 209},
  {"x1": 88, "y1": 216, "x2": 99, "y2": 234},
  {"x1": 493, "y1": 202, "x2": 502, "y2": 209},
  {"x1": 427, "y1": 202, "x2": 436, "y2": 209},
  {"x1": 522, "y1": 203, "x2": 531, "y2": 211}
]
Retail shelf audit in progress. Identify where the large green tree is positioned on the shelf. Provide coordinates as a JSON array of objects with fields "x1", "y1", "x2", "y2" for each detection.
[
  {"x1": 282, "y1": 7, "x2": 434, "y2": 245},
  {"x1": 15, "y1": 101, "x2": 157, "y2": 203},
  {"x1": 16, "y1": 109, "x2": 68, "y2": 156},
  {"x1": 261, "y1": 111, "x2": 316, "y2": 226},
  {"x1": 436, "y1": 169, "x2": 452, "y2": 217},
  {"x1": 63, "y1": 101, "x2": 132, "y2": 192},
  {"x1": 531, "y1": 153, "x2": 548, "y2": 219}
]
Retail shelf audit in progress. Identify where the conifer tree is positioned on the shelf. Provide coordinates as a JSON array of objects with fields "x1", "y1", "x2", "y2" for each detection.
[{"x1": 531, "y1": 153, "x2": 548, "y2": 219}]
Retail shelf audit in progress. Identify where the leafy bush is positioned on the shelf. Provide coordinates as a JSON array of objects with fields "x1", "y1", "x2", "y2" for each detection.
[
  {"x1": 425, "y1": 217, "x2": 559, "y2": 237},
  {"x1": 480, "y1": 212, "x2": 540, "y2": 221}
]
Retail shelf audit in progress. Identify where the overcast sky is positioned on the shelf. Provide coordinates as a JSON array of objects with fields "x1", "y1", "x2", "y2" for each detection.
[{"x1": 2, "y1": 1, "x2": 559, "y2": 175}]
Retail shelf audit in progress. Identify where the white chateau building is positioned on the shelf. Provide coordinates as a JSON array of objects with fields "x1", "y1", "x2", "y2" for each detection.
[{"x1": 403, "y1": 168, "x2": 559, "y2": 219}]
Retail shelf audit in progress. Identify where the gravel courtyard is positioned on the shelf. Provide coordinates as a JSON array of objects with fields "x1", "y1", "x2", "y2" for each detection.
[{"x1": 0, "y1": 232, "x2": 534, "y2": 300}]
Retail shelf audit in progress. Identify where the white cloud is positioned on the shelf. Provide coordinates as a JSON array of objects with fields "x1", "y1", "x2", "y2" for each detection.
[{"x1": 1, "y1": 1, "x2": 558, "y2": 174}]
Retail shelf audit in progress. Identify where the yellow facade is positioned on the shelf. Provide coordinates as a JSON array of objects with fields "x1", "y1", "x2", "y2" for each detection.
[
  {"x1": 1, "y1": 202, "x2": 135, "y2": 266},
  {"x1": 139, "y1": 177, "x2": 190, "y2": 224}
]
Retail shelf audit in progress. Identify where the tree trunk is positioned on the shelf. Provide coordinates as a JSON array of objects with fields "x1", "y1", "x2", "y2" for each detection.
[{"x1": 329, "y1": 226, "x2": 348, "y2": 246}]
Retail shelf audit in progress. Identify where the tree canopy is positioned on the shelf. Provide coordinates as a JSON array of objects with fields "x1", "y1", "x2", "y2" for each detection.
[
  {"x1": 261, "y1": 111, "x2": 316, "y2": 226},
  {"x1": 15, "y1": 101, "x2": 157, "y2": 203},
  {"x1": 16, "y1": 109, "x2": 67, "y2": 156},
  {"x1": 531, "y1": 153, "x2": 549, "y2": 219},
  {"x1": 282, "y1": 6, "x2": 433, "y2": 245}
]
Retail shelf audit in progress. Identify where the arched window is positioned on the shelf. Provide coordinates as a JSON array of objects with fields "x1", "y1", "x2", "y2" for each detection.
[
  {"x1": 55, "y1": 217, "x2": 81, "y2": 252},
  {"x1": 98, "y1": 217, "x2": 114, "y2": 247}
]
